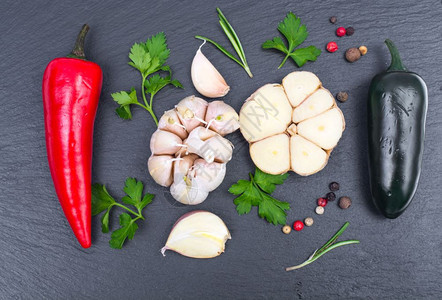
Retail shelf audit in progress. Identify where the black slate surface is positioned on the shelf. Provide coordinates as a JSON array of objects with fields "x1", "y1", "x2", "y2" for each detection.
[{"x1": 1, "y1": 0, "x2": 442, "y2": 299}]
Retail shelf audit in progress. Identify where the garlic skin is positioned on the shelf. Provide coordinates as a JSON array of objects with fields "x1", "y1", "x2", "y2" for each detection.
[
  {"x1": 170, "y1": 174, "x2": 209, "y2": 205},
  {"x1": 190, "y1": 159, "x2": 226, "y2": 192},
  {"x1": 150, "y1": 130, "x2": 183, "y2": 155},
  {"x1": 175, "y1": 96, "x2": 208, "y2": 132},
  {"x1": 158, "y1": 109, "x2": 188, "y2": 140},
  {"x1": 186, "y1": 127, "x2": 233, "y2": 163},
  {"x1": 148, "y1": 155, "x2": 174, "y2": 187},
  {"x1": 191, "y1": 44, "x2": 230, "y2": 98},
  {"x1": 205, "y1": 101, "x2": 240, "y2": 136},
  {"x1": 161, "y1": 211, "x2": 231, "y2": 258}
]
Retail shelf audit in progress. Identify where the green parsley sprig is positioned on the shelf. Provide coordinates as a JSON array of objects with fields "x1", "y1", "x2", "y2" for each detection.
[
  {"x1": 229, "y1": 168, "x2": 290, "y2": 225},
  {"x1": 262, "y1": 12, "x2": 321, "y2": 69},
  {"x1": 92, "y1": 178, "x2": 154, "y2": 249},
  {"x1": 286, "y1": 222, "x2": 360, "y2": 271},
  {"x1": 111, "y1": 32, "x2": 182, "y2": 125},
  {"x1": 195, "y1": 8, "x2": 253, "y2": 78}
]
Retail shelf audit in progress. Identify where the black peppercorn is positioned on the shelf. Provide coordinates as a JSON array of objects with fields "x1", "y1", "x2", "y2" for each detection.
[
  {"x1": 339, "y1": 196, "x2": 352, "y2": 209},
  {"x1": 329, "y1": 16, "x2": 337, "y2": 24},
  {"x1": 329, "y1": 182, "x2": 340, "y2": 191},
  {"x1": 336, "y1": 91, "x2": 349, "y2": 103},
  {"x1": 346, "y1": 27, "x2": 355, "y2": 36},
  {"x1": 326, "y1": 192, "x2": 336, "y2": 201}
]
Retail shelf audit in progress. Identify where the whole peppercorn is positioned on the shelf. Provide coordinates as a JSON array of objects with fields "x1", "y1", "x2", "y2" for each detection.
[
  {"x1": 336, "y1": 27, "x2": 346, "y2": 37},
  {"x1": 336, "y1": 91, "x2": 349, "y2": 103},
  {"x1": 339, "y1": 196, "x2": 352, "y2": 209},
  {"x1": 359, "y1": 45, "x2": 368, "y2": 56},
  {"x1": 345, "y1": 48, "x2": 361, "y2": 63},
  {"x1": 293, "y1": 220, "x2": 304, "y2": 231},
  {"x1": 326, "y1": 192, "x2": 336, "y2": 201},
  {"x1": 317, "y1": 197, "x2": 328, "y2": 207},
  {"x1": 329, "y1": 16, "x2": 337, "y2": 24},
  {"x1": 346, "y1": 27, "x2": 355, "y2": 36},
  {"x1": 326, "y1": 41, "x2": 338, "y2": 53},
  {"x1": 329, "y1": 182, "x2": 340, "y2": 191},
  {"x1": 304, "y1": 217, "x2": 314, "y2": 227},
  {"x1": 315, "y1": 206, "x2": 325, "y2": 215},
  {"x1": 282, "y1": 225, "x2": 292, "y2": 234}
]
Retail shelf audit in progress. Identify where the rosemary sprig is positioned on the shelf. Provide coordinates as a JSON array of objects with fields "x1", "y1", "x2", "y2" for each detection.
[
  {"x1": 195, "y1": 8, "x2": 253, "y2": 78},
  {"x1": 286, "y1": 222, "x2": 359, "y2": 271}
]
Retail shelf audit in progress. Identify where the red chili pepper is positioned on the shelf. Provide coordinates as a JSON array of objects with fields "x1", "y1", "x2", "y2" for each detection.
[{"x1": 42, "y1": 25, "x2": 102, "y2": 248}]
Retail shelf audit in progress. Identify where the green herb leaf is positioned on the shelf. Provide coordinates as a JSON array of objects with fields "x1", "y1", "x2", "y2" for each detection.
[
  {"x1": 290, "y1": 46, "x2": 322, "y2": 67},
  {"x1": 122, "y1": 177, "x2": 143, "y2": 206},
  {"x1": 128, "y1": 43, "x2": 151, "y2": 74},
  {"x1": 91, "y1": 178, "x2": 155, "y2": 249},
  {"x1": 109, "y1": 213, "x2": 139, "y2": 249},
  {"x1": 195, "y1": 8, "x2": 253, "y2": 78},
  {"x1": 262, "y1": 12, "x2": 321, "y2": 68},
  {"x1": 286, "y1": 222, "x2": 360, "y2": 271},
  {"x1": 229, "y1": 168, "x2": 290, "y2": 225},
  {"x1": 111, "y1": 32, "x2": 182, "y2": 125},
  {"x1": 111, "y1": 88, "x2": 138, "y2": 120},
  {"x1": 253, "y1": 168, "x2": 289, "y2": 194},
  {"x1": 137, "y1": 193, "x2": 154, "y2": 211},
  {"x1": 101, "y1": 208, "x2": 111, "y2": 233},
  {"x1": 91, "y1": 184, "x2": 115, "y2": 216}
]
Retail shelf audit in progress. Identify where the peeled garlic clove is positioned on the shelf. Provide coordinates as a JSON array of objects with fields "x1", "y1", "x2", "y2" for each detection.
[
  {"x1": 158, "y1": 109, "x2": 188, "y2": 140},
  {"x1": 170, "y1": 174, "x2": 209, "y2": 205},
  {"x1": 148, "y1": 155, "x2": 174, "y2": 187},
  {"x1": 186, "y1": 127, "x2": 233, "y2": 163},
  {"x1": 190, "y1": 159, "x2": 226, "y2": 192},
  {"x1": 150, "y1": 130, "x2": 183, "y2": 155},
  {"x1": 191, "y1": 44, "x2": 230, "y2": 98},
  {"x1": 205, "y1": 101, "x2": 240, "y2": 136},
  {"x1": 175, "y1": 95, "x2": 208, "y2": 132},
  {"x1": 161, "y1": 211, "x2": 231, "y2": 258}
]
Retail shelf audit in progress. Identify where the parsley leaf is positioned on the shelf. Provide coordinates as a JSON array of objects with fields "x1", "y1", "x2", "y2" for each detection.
[
  {"x1": 91, "y1": 178, "x2": 154, "y2": 249},
  {"x1": 109, "y1": 213, "x2": 139, "y2": 249},
  {"x1": 111, "y1": 32, "x2": 182, "y2": 125},
  {"x1": 262, "y1": 12, "x2": 321, "y2": 68},
  {"x1": 229, "y1": 168, "x2": 290, "y2": 225}
]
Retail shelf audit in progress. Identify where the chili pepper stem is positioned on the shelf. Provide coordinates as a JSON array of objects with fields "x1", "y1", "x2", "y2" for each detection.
[
  {"x1": 68, "y1": 24, "x2": 89, "y2": 60},
  {"x1": 385, "y1": 39, "x2": 408, "y2": 72}
]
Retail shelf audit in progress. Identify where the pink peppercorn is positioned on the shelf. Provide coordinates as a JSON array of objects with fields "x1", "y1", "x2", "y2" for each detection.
[
  {"x1": 326, "y1": 41, "x2": 338, "y2": 53},
  {"x1": 293, "y1": 220, "x2": 304, "y2": 231},
  {"x1": 336, "y1": 27, "x2": 346, "y2": 37},
  {"x1": 317, "y1": 197, "x2": 328, "y2": 207}
]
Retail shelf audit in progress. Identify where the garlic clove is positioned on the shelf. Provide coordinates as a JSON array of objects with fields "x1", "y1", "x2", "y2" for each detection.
[
  {"x1": 170, "y1": 174, "x2": 209, "y2": 205},
  {"x1": 150, "y1": 130, "x2": 183, "y2": 155},
  {"x1": 205, "y1": 101, "x2": 240, "y2": 136},
  {"x1": 191, "y1": 43, "x2": 230, "y2": 98},
  {"x1": 161, "y1": 211, "x2": 231, "y2": 258},
  {"x1": 173, "y1": 154, "x2": 198, "y2": 182},
  {"x1": 186, "y1": 127, "x2": 233, "y2": 163},
  {"x1": 148, "y1": 155, "x2": 174, "y2": 187},
  {"x1": 190, "y1": 159, "x2": 226, "y2": 192},
  {"x1": 158, "y1": 109, "x2": 188, "y2": 140},
  {"x1": 175, "y1": 95, "x2": 208, "y2": 132}
]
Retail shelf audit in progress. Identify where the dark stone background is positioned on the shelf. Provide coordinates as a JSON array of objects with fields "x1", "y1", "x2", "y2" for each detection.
[{"x1": 1, "y1": 0, "x2": 441, "y2": 299}]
